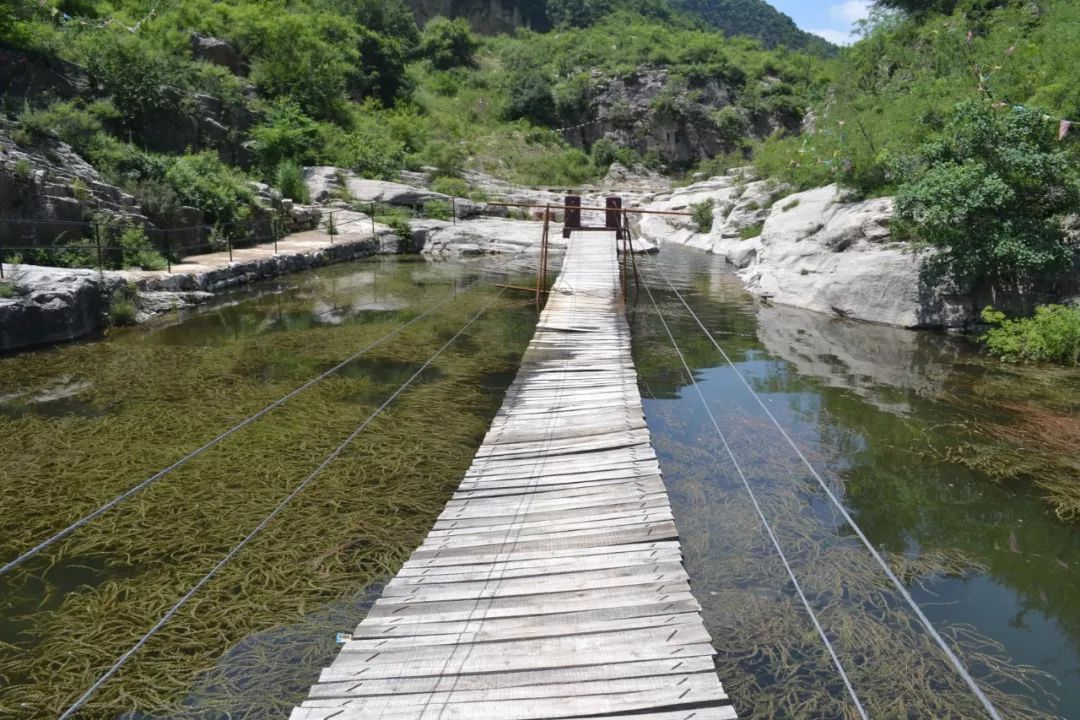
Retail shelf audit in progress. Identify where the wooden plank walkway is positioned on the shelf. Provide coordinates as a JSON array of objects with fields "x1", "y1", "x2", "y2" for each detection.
[{"x1": 290, "y1": 232, "x2": 736, "y2": 720}]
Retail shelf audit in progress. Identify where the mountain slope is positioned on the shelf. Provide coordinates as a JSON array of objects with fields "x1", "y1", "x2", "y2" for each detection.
[{"x1": 669, "y1": 0, "x2": 836, "y2": 53}]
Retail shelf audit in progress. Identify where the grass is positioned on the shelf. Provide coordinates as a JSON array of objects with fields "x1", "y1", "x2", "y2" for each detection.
[{"x1": 739, "y1": 223, "x2": 764, "y2": 240}]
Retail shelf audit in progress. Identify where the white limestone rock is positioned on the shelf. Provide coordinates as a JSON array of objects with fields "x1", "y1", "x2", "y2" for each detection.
[{"x1": 737, "y1": 185, "x2": 971, "y2": 328}]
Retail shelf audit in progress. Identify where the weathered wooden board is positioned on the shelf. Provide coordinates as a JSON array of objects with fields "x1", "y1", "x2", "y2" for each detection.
[{"x1": 290, "y1": 233, "x2": 736, "y2": 719}]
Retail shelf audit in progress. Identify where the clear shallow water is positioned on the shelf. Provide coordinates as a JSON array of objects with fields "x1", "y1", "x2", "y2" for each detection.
[
  {"x1": 631, "y1": 248, "x2": 1080, "y2": 718},
  {"x1": 1, "y1": 248, "x2": 1078, "y2": 718}
]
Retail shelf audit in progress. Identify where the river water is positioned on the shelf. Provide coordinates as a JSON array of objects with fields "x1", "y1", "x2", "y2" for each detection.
[{"x1": 0, "y1": 248, "x2": 1077, "y2": 718}]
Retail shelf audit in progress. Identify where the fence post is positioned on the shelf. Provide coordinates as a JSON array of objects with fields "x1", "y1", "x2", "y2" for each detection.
[
  {"x1": 328, "y1": 210, "x2": 337, "y2": 244},
  {"x1": 370, "y1": 202, "x2": 376, "y2": 234},
  {"x1": 165, "y1": 231, "x2": 171, "y2": 273},
  {"x1": 228, "y1": 234, "x2": 233, "y2": 263},
  {"x1": 94, "y1": 222, "x2": 103, "y2": 273},
  {"x1": 272, "y1": 216, "x2": 280, "y2": 254},
  {"x1": 0, "y1": 235, "x2": 5, "y2": 279},
  {"x1": 452, "y1": 196, "x2": 457, "y2": 225}
]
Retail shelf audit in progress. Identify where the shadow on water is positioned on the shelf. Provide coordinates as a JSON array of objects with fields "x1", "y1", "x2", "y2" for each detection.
[{"x1": 630, "y1": 247, "x2": 1080, "y2": 718}]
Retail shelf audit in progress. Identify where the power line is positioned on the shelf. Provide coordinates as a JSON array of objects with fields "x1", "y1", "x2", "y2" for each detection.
[
  {"x1": 57, "y1": 285, "x2": 508, "y2": 720},
  {"x1": 644, "y1": 255, "x2": 1003, "y2": 720},
  {"x1": 0, "y1": 246, "x2": 542, "y2": 578},
  {"x1": 638, "y1": 269, "x2": 870, "y2": 720}
]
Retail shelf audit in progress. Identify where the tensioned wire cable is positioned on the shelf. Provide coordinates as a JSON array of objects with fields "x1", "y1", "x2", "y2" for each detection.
[
  {"x1": 637, "y1": 269, "x2": 870, "y2": 720},
  {"x1": 0, "y1": 242, "x2": 544, "y2": 578},
  {"x1": 57, "y1": 284, "x2": 510, "y2": 720},
  {"x1": 643, "y1": 253, "x2": 1003, "y2": 720}
]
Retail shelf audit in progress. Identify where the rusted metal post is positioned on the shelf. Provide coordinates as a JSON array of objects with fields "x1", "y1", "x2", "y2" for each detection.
[
  {"x1": 537, "y1": 206, "x2": 550, "y2": 308},
  {"x1": 452, "y1": 196, "x2": 457, "y2": 225},
  {"x1": 563, "y1": 195, "x2": 581, "y2": 238},
  {"x1": 542, "y1": 205, "x2": 550, "y2": 296},
  {"x1": 94, "y1": 223, "x2": 103, "y2": 271},
  {"x1": 165, "y1": 231, "x2": 171, "y2": 273},
  {"x1": 625, "y1": 211, "x2": 640, "y2": 291},
  {"x1": 370, "y1": 202, "x2": 376, "y2": 234},
  {"x1": 0, "y1": 236, "x2": 5, "y2": 279},
  {"x1": 227, "y1": 234, "x2": 233, "y2": 263},
  {"x1": 605, "y1": 196, "x2": 622, "y2": 232}
]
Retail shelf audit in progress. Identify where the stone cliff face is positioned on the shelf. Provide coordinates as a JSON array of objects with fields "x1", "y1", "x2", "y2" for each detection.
[
  {"x1": 563, "y1": 68, "x2": 800, "y2": 169},
  {"x1": 407, "y1": 0, "x2": 547, "y2": 33}
]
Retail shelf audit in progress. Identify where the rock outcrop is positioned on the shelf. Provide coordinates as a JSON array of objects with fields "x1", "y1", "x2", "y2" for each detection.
[
  {"x1": 0, "y1": 120, "x2": 150, "y2": 246},
  {"x1": 0, "y1": 265, "x2": 125, "y2": 351},
  {"x1": 562, "y1": 68, "x2": 800, "y2": 168},
  {"x1": 190, "y1": 33, "x2": 244, "y2": 75},
  {"x1": 634, "y1": 172, "x2": 1019, "y2": 329}
]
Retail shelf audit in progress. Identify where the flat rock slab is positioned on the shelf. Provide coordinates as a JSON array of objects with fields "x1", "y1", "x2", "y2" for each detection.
[{"x1": 291, "y1": 232, "x2": 736, "y2": 719}]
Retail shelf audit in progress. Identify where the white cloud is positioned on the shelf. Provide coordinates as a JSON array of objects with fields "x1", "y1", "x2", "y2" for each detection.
[
  {"x1": 808, "y1": 28, "x2": 856, "y2": 46},
  {"x1": 828, "y1": 0, "x2": 872, "y2": 24}
]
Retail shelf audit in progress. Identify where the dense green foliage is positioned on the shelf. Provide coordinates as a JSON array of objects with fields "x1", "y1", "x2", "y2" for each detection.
[
  {"x1": 895, "y1": 100, "x2": 1079, "y2": 286},
  {"x1": 754, "y1": 0, "x2": 1080, "y2": 292},
  {"x1": 982, "y1": 305, "x2": 1080, "y2": 365},
  {"x1": 418, "y1": 17, "x2": 479, "y2": 70},
  {"x1": 669, "y1": 0, "x2": 836, "y2": 54}
]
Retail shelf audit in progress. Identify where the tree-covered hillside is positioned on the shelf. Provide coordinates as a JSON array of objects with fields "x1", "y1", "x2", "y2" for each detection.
[
  {"x1": 0, "y1": 0, "x2": 828, "y2": 204},
  {"x1": 668, "y1": 0, "x2": 836, "y2": 54}
]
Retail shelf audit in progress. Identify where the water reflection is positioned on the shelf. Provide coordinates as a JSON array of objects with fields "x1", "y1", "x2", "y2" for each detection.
[{"x1": 632, "y1": 247, "x2": 1079, "y2": 717}]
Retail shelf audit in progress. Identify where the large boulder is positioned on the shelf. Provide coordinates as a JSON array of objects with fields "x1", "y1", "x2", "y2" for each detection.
[
  {"x1": 737, "y1": 185, "x2": 971, "y2": 328},
  {"x1": 190, "y1": 33, "x2": 244, "y2": 75},
  {"x1": 0, "y1": 266, "x2": 124, "y2": 352},
  {"x1": 634, "y1": 169, "x2": 787, "y2": 255}
]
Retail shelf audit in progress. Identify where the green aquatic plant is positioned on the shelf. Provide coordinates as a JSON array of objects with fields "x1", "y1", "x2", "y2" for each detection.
[
  {"x1": 981, "y1": 305, "x2": 1080, "y2": 366},
  {"x1": 0, "y1": 260, "x2": 538, "y2": 717}
]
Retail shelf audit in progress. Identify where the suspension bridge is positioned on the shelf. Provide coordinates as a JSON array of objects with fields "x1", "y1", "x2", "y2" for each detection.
[{"x1": 1, "y1": 197, "x2": 1004, "y2": 719}]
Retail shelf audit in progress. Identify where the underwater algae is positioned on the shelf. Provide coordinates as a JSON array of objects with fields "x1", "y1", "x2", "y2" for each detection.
[
  {"x1": 643, "y1": 377, "x2": 1058, "y2": 720},
  {"x1": 0, "y1": 265, "x2": 538, "y2": 718}
]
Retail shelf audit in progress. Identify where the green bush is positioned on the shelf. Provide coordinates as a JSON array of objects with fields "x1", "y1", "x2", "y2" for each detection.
[
  {"x1": 0, "y1": 282, "x2": 14, "y2": 299},
  {"x1": 590, "y1": 137, "x2": 639, "y2": 170},
  {"x1": 423, "y1": 200, "x2": 453, "y2": 220},
  {"x1": 164, "y1": 152, "x2": 254, "y2": 231},
  {"x1": 982, "y1": 305, "x2": 1080, "y2": 366},
  {"x1": 419, "y1": 140, "x2": 466, "y2": 178},
  {"x1": 431, "y1": 176, "x2": 469, "y2": 196},
  {"x1": 690, "y1": 200, "x2": 714, "y2": 233},
  {"x1": 739, "y1": 223, "x2": 764, "y2": 239},
  {"x1": 249, "y1": 100, "x2": 321, "y2": 172},
  {"x1": 895, "y1": 101, "x2": 1080, "y2": 288},
  {"x1": 75, "y1": 30, "x2": 184, "y2": 123},
  {"x1": 418, "y1": 17, "x2": 478, "y2": 70},
  {"x1": 118, "y1": 226, "x2": 168, "y2": 270},
  {"x1": 108, "y1": 296, "x2": 137, "y2": 326},
  {"x1": 274, "y1": 160, "x2": 310, "y2": 203}
]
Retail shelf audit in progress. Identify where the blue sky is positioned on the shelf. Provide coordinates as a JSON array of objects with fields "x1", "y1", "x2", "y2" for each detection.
[{"x1": 768, "y1": 0, "x2": 873, "y2": 45}]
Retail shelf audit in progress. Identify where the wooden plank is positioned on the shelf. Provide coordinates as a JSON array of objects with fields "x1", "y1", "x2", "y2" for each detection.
[{"x1": 290, "y1": 232, "x2": 735, "y2": 719}]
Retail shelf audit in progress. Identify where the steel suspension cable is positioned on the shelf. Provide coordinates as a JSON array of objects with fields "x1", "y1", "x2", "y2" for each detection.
[
  {"x1": 58, "y1": 285, "x2": 509, "y2": 719},
  {"x1": 0, "y1": 245, "x2": 541, "y2": 578},
  {"x1": 644, "y1": 254, "x2": 1003, "y2": 720},
  {"x1": 638, "y1": 271, "x2": 870, "y2": 720}
]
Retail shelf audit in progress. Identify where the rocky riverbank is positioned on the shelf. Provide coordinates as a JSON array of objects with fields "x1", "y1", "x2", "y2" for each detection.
[
  {"x1": 1, "y1": 165, "x2": 663, "y2": 352},
  {"x1": 633, "y1": 169, "x2": 1080, "y2": 329}
]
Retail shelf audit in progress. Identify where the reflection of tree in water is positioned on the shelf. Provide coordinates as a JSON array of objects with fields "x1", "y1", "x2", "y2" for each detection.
[{"x1": 631, "y1": 248, "x2": 1070, "y2": 717}]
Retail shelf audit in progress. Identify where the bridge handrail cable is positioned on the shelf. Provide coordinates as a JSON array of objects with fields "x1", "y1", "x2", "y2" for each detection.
[
  {"x1": 57, "y1": 284, "x2": 511, "y2": 719},
  {"x1": 644, "y1": 255, "x2": 1003, "y2": 720},
  {"x1": 0, "y1": 242, "x2": 543, "y2": 578},
  {"x1": 638, "y1": 268, "x2": 870, "y2": 720}
]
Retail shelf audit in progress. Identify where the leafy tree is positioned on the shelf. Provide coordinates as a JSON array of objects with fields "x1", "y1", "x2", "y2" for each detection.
[
  {"x1": 418, "y1": 17, "x2": 479, "y2": 70},
  {"x1": 164, "y1": 152, "x2": 255, "y2": 231},
  {"x1": 249, "y1": 100, "x2": 321, "y2": 172},
  {"x1": 895, "y1": 100, "x2": 1080, "y2": 288},
  {"x1": 504, "y1": 70, "x2": 556, "y2": 125}
]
